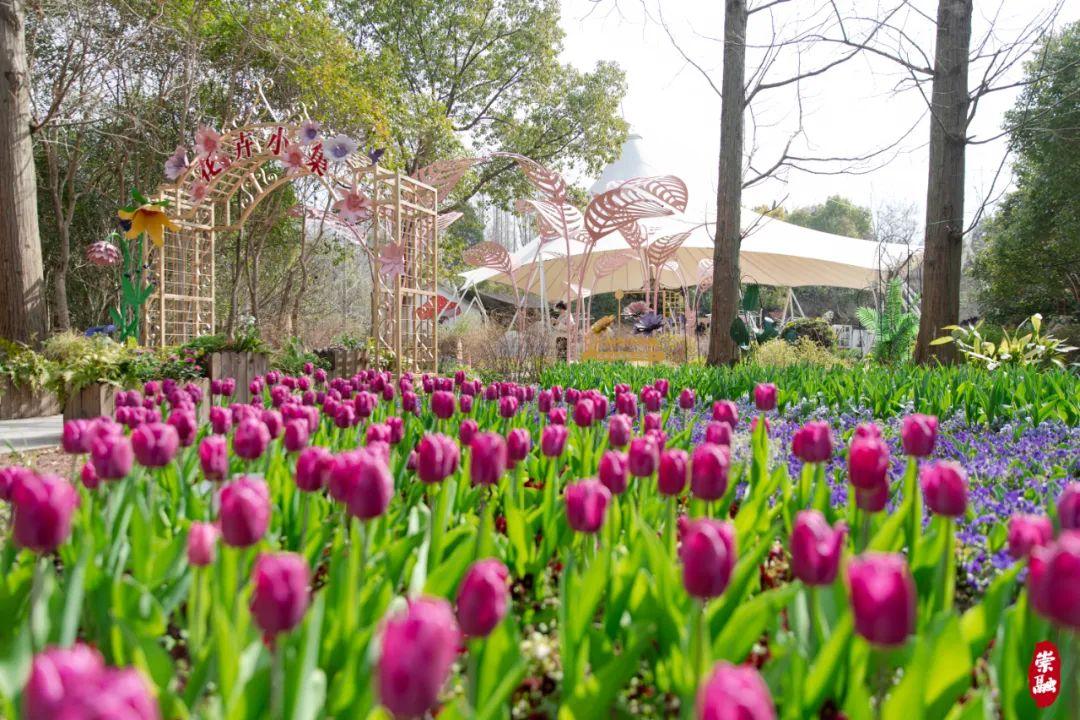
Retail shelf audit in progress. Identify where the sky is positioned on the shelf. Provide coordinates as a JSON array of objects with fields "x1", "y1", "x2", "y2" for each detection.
[{"x1": 557, "y1": 0, "x2": 1077, "y2": 235}]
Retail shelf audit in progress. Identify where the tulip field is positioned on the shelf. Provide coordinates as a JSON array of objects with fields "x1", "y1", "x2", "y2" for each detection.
[{"x1": 1, "y1": 366, "x2": 1078, "y2": 719}]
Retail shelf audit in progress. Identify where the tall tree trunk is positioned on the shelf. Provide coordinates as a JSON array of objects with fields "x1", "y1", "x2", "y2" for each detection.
[
  {"x1": 44, "y1": 136, "x2": 80, "y2": 332},
  {"x1": 0, "y1": 0, "x2": 46, "y2": 344},
  {"x1": 707, "y1": 0, "x2": 747, "y2": 366},
  {"x1": 915, "y1": 0, "x2": 971, "y2": 364}
]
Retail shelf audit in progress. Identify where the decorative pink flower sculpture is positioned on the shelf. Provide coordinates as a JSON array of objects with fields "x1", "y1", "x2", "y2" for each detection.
[
  {"x1": 86, "y1": 240, "x2": 121, "y2": 267},
  {"x1": 194, "y1": 125, "x2": 221, "y2": 157},
  {"x1": 333, "y1": 190, "x2": 373, "y2": 223}
]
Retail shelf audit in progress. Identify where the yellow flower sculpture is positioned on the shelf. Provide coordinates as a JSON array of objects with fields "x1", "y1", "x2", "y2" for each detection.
[{"x1": 117, "y1": 203, "x2": 179, "y2": 248}]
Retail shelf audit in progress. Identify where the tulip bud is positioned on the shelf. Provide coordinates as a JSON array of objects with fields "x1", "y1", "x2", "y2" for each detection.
[
  {"x1": 657, "y1": 448, "x2": 689, "y2": 496},
  {"x1": 1027, "y1": 531, "x2": 1080, "y2": 630},
  {"x1": 210, "y1": 406, "x2": 232, "y2": 434},
  {"x1": 459, "y1": 394, "x2": 473, "y2": 414},
  {"x1": 11, "y1": 474, "x2": 79, "y2": 553},
  {"x1": 643, "y1": 412, "x2": 662, "y2": 432},
  {"x1": 458, "y1": 419, "x2": 479, "y2": 447},
  {"x1": 366, "y1": 423, "x2": 392, "y2": 445},
  {"x1": 750, "y1": 415, "x2": 771, "y2": 435},
  {"x1": 506, "y1": 428, "x2": 531, "y2": 468},
  {"x1": 295, "y1": 446, "x2": 333, "y2": 492},
  {"x1": 1058, "y1": 483, "x2": 1080, "y2": 531},
  {"x1": 853, "y1": 422, "x2": 882, "y2": 440},
  {"x1": 187, "y1": 522, "x2": 219, "y2": 566},
  {"x1": 431, "y1": 390, "x2": 455, "y2": 419},
  {"x1": 919, "y1": 461, "x2": 967, "y2": 517},
  {"x1": 641, "y1": 387, "x2": 662, "y2": 412},
  {"x1": 233, "y1": 418, "x2": 271, "y2": 460},
  {"x1": 848, "y1": 435, "x2": 890, "y2": 489},
  {"x1": 696, "y1": 662, "x2": 776, "y2": 720},
  {"x1": 790, "y1": 511, "x2": 846, "y2": 586},
  {"x1": 470, "y1": 433, "x2": 507, "y2": 486},
  {"x1": 499, "y1": 395, "x2": 519, "y2": 419},
  {"x1": 330, "y1": 449, "x2": 394, "y2": 519},
  {"x1": 219, "y1": 476, "x2": 271, "y2": 547},
  {"x1": 847, "y1": 553, "x2": 916, "y2": 646},
  {"x1": 548, "y1": 407, "x2": 567, "y2": 425},
  {"x1": 792, "y1": 420, "x2": 833, "y2": 464},
  {"x1": 456, "y1": 559, "x2": 510, "y2": 637},
  {"x1": 855, "y1": 479, "x2": 890, "y2": 513},
  {"x1": 128, "y1": 422, "x2": 178, "y2": 469},
  {"x1": 417, "y1": 433, "x2": 460, "y2": 484},
  {"x1": 680, "y1": 518, "x2": 736, "y2": 599},
  {"x1": 90, "y1": 433, "x2": 134, "y2": 481},
  {"x1": 167, "y1": 410, "x2": 198, "y2": 447},
  {"x1": 711, "y1": 400, "x2": 738, "y2": 426},
  {"x1": 250, "y1": 552, "x2": 310, "y2": 642},
  {"x1": 690, "y1": 443, "x2": 730, "y2": 501},
  {"x1": 628, "y1": 435, "x2": 659, "y2": 478},
  {"x1": 676, "y1": 387, "x2": 695, "y2": 410},
  {"x1": 573, "y1": 398, "x2": 595, "y2": 427},
  {"x1": 615, "y1": 392, "x2": 637, "y2": 417},
  {"x1": 199, "y1": 435, "x2": 229, "y2": 481},
  {"x1": 23, "y1": 644, "x2": 105, "y2": 720},
  {"x1": 900, "y1": 413, "x2": 938, "y2": 457},
  {"x1": 598, "y1": 450, "x2": 630, "y2": 495},
  {"x1": 1007, "y1": 514, "x2": 1053, "y2": 560},
  {"x1": 378, "y1": 598, "x2": 460, "y2": 718},
  {"x1": 608, "y1": 413, "x2": 632, "y2": 448},
  {"x1": 0, "y1": 465, "x2": 32, "y2": 501},
  {"x1": 80, "y1": 462, "x2": 100, "y2": 490},
  {"x1": 565, "y1": 479, "x2": 611, "y2": 533},
  {"x1": 540, "y1": 424, "x2": 569, "y2": 458},
  {"x1": 753, "y1": 383, "x2": 777, "y2": 411},
  {"x1": 62, "y1": 419, "x2": 92, "y2": 454},
  {"x1": 537, "y1": 389, "x2": 553, "y2": 413},
  {"x1": 283, "y1": 418, "x2": 310, "y2": 452}
]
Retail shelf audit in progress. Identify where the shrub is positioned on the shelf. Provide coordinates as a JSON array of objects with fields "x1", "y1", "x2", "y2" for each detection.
[
  {"x1": 932, "y1": 313, "x2": 1077, "y2": 370},
  {"x1": 780, "y1": 317, "x2": 837, "y2": 349},
  {"x1": 748, "y1": 338, "x2": 849, "y2": 369}
]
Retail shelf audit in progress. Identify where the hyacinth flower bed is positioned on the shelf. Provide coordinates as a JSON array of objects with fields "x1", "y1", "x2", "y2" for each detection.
[{"x1": 0, "y1": 370, "x2": 1077, "y2": 719}]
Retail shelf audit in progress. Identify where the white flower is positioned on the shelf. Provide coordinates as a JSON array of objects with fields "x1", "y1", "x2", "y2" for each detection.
[
  {"x1": 164, "y1": 146, "x2": 188, "y2": 180},
  {"x1": 298, "y1": 119, "x2": 321, "y2": 145},
  {"x1": 194, "y1": 126, "x2": 221, "y2": 157},
  {"x1": 324, "y1": 133, "x2": 357, "y2": 163},
  {"x1": 332, "y1": 191, "x2": 373, "y2": 223}
]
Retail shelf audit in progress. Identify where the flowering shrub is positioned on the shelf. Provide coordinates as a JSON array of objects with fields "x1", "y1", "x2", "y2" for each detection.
[{"x1": 0, "y1": 368, "x2": 1077, "y2": 719}]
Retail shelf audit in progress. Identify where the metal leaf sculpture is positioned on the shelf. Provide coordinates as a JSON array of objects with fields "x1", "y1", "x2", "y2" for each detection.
[
  {"x1": 646, "y1": 231, "x2": 691, "y2": 268},
  {"x1": 697, "y1": 258, "x2": 714, "y2": 289},
  {"x1": 462, "y1": 241, "x2": 513, "y2": 276},
  {"x1": 618, "y1": 175, "x2": 689, "y2": 212},
  {"x1": 515, "y1": 199, "x2": 583, "y2": 242},
  {"x1": 413, "y1": 157, "x2": 480, "y2": 200},
  {"x1": 490, "y1": 152, "x2": 567, "y2": 203},
  {"x1": 437, "y1": 211, "x2": 463, "y2": 234},
  {"x1": 584, "y1": 175, "x2": 689, "y2": 242},
  {"x1": 620, "y1": 221, "x2": 648, "y2": 251},
  {"x1": 592, "y1": 252, "x2": 634, "y2": 282}
]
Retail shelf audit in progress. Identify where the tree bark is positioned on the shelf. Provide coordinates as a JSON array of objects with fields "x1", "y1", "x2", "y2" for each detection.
[
  {"x1": 0, "y1": 0, "x2": 46, "y2": 345},
  {"x1": 707, "y1": 0, "x2": 747, "y2": 366},
  {"x1": 914, "y1": 0, "x2": 971, "y2": 364}
]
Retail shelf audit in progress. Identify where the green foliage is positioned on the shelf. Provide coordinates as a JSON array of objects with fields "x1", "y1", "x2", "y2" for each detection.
[
  {"x1": 748, "y1": 338, "x2": 850, "y2": 369},
  {"x1": 730, "y1": 284, "x2": 779, "y2": 350},
  {"x1": 0, "y1": 340, "x2": 56, "y2": 390},
  {"x1": 856, "y1": 279, "x2": 919, "y2": 365},
  {"x1": 973, "y1": 23, "x2": 1080, "y2": 322},
  {"x1": 271, "y1": 338, "x2": 330, "y2": 375},
  {"x1": 785, "y1": 196, "x2": 873, "y2": 239},
  {"x1": 41, "y1": 333, "x2": 142, "y2": 400},
  {"x1": 931, "y1": 313, "x2": 1077, "y2": 371},
  {"x1": 108, "y1": 228, "x2": 154, "y2": 342},
  {"x1": 329, "y1": 333, "x2": 368, "y2": 351},
  {"x1": 781, "y1": 317, "x2": 837, "y2": 349}
]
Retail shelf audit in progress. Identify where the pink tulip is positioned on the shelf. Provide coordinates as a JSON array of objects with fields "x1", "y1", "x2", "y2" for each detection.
[
  {"x1": 628, "y1": 435, "x2": 659, "y2": 478},
  {"x1": 458, "y1": 419, "x2": 479, "y2": 447},
  {"x1": 548, "y1": 407, "x2": 567, "y2": 425},
  {"x1": 608, "y1": 413, "x2": 632, "y2": 448},
  {"x1": 210, "y1": 406, "x2": 232, "y2": 434},
  {"x1": 366, "y1": 423, "x2": 392, "y2": 445},
  {"x1": 848, "y1": 435, "x2": 890, "y2": 489},
  {"x1": 790, "y1": 511, "x2": 847, "y2": 585},
  {"x1": 11, "y1": 473, "x2": 79, "y2": 553},
  {"x1": 386, "y1": 416, "x2": 404, "y2": 444},
  {"x1": 260, "y1": 409, "x2": 284, "y2": 439},
  {"x1": 853, "y1": 422, "x2": 882, "y2": 440},
  {"x1": 847, "y1": 553, "x2": 916, "y2": 646},
  {"x1": 470, "y1": 433, "x2": 507, "y2": 486},
  {"x1": 615, "y1": 392, "x2": 637, "y2": 417},
  {"x1": 704, "y1": 421, "x2": 733, "y2": 446},
  {"x1": 24, "y1": 644, "x2": 160, "y2": 720},
  {"x1": 250, "y1": 552, "x2": 311, "y2": 641},
  {"x1": 61, "y1": 419, "x2": 92, "y2": 454},
  {"x1": 690, "y1": 443, "x2": 730, "y2": 501},
  {"x1": 90, "y1": 433, "x2": 134, "y2": 480},
  {"x1": 456, "y1": 559, "x2": 510, "y2": 637},
  {"x1": 506, "y1": 428, "x2": 531, "y2": 468},
  {"x1": 565, "y1": 479, "x2": 611, "y2": 533},
  {"x1": 657, "y1": 448, "x2": 689, "y2": 496},
  {"x1": 0, "y1": 465, "x2": 33, "y2": 501},
  {"x1": 1027, "y1": 531, "x2": 1080, "y2": 630},
  {"x1": 199, "y1": 435, "x2": 228, "y2": 481},
  {"x1": 378, "y1": 598, "x2": 460, "y2": 718},
  {"x1": 218, "y1": 476, "x2": 271, "y2": 547},
  {"x1": 295, "y1": 446, "x2": 333, "y2": 492},
  {"x1": 643, "y1": 412, "x2": 662, "y2": 432},
  {"x1": 167, "y1": 410, "x2": 198, "y2": 447},
  {"x1": 499, "y1": 395, "x2": 519, "y2": 419},
  {"x1": 919, "y1": 461, "x2": 967, "y2": 517},
  {"x1": 1058, "y1": 482, "x2": 1080, "y2": 531},
  {"x1": 855, "y1": 478, "x2": 890, "y2": 513},
  {"x1": 680, "y1": 518, "x2": 736, "y2": 599},
  {"x1": 711, "y1": 400, "x2": 738, "y2": 426},
  {"x1": 753, "y1": 383, "x2": 777, "y2": 411},
  {"x1": 1007, "y1": 514, "x2": 1053, "y2": 560},
  {"x1": 80, "y1": 462, "x2": 100, "y2": 490},
  {"x1": 431, "y1": 390, "x2": 455, "y2": 419},
  {"x1": 417, "y1": 433, "x2": 460, "y2": 484},
  {"x1": 540, "y1": 424, "x2": 569, "y2": 458},
  {"x1": 678, "y1": 387, "x2": 695, "y2": 410},
  {"x1": 354, "y1": 391, "x2": 377, "y2": 419},
  {"x1": 537, "y1": 389, "x2": 553, "y2": 413},
  {"x1": 283, "y1": 418, "x2": 310, "y2": 452},
  {"x1": 598, "y1": 450, "x2": 629, "y2": 495},
  {"x1": 900, "y1": 413, "x2": 938, "y2": 457},
  {"x1": 697, "y1": 662, "x2": 775, "y2": 720},
  {"x1": 233, "y1": 418, "x2": 271, "y2": 460},
  {"x1": 330, "y1": 449, "x2": 394, "y2": 519},
  {"x1": 187, "y1": 522, "x2": 219, "y2": 566},
  {"x1": 654, "y1": 378, "x2": 670, "y2": 398},
  {"x1": 573, "y1": 397, "x2": 595, "y2": 427},
  {"x1": 792, "y1": 420, "x2": 833, "y2": 464}
]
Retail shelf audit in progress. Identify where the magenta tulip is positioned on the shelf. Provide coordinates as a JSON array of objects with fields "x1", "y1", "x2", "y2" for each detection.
[
  {"x1": 704, "y1": 421, "x2": 733, "y2": 446},
  {"x1": 643, "y1": 412, "x2": 662, "y2": 432},
  {"x1": 282, "y1": 419, "x2": 309, "y2": 452},
  {"x1": 470, "y1": 433, "x2": 507, "y2": 486},
  {"x1": 792, "y1": 420, "x2": 833, "y2": 464},
  {"x1": 233, "y1": 418, "x2": 271, "y2": 460},
  {"x1": 697, "y1": 662, "x2": 776, "y2": 720},
  {"x1": 417, "y1": 433, "x2": 460, "y2": 484},
  {"x1": 506, "y1": 428, "x2": 531, "y2": 468},
  {"x1": 458, "y1": 419, "x2": 479, "y2": 447},
  {"x1": 456, "y1": 559, "x2": 510, "y2": 637},
  {"x1": 548, "y1": 407, "x2": 567, "y2": 425},
  {"x1": 10, "y1": 473, "x2": 79, "y2": 553},
  {"x1": 295, "y1": 446, "x2": 333, "y2": 492},
  {"x1": 1007, "y1": 514, "x2": 1053, "y2": 560},
  {"x1": 90, "y1": 433, "x2": 134, "y2": 480},
  {"x1": 187, "y1": 522, "x2": 219, "y2": 566},
  {"x1": 129, "y1": 422, "x2": 178, "y2": 468},
  {"x1": 848, "y1": 435, "x2": 890, "y2": 489},
  {"x1": 753, "y1": 383, "x2": 777, "y2": 411},
  {"x1": 80, "y1": 462, "x2": 99, "y2": 490},
  {"x1": 377, "y1": 597, "x2": 460, "y2": 718},
  {"x1": 0, "y1": 465, "x2": 32, "y2": 501},
  {"x1": 250, "y1": 552, "x2": 311, "y2": 641},
  {"x1": 499, "y1": 395, "x2": 519, "y2": 419},
  {"x1": 537, "y1": 389, "x2": 553, "y2": 413},
  {"x1": 22, "y1": 644, "x2": 161, "y2": 720},
  {"x1": 210, "y1": 406, "x2": 232, "y2": 434},
  {"x1": 1027, "y1": 531, "x2": 1080, "y2": 630},
  {"x1": 354, "y1": 391, "x2": 377, "y2": 419},
  {"x1": 920, "y1": 461, "x2": 967, "y2": 517},
  {"x1": 847, "y1": 553, "x2": 916, "y2": 646},
  {"x1": 167, "y1": 410, "x2": 198, "y2": 447},
  {"x1": 61, "y1": 419, "x2": 92, "y2": 454},
  {"x1": 855, "y1": 480, "x2": 890, "y2": 513},
  {"x1": 572, "y1": 398, "x2": 594, "y2": 428},
  {"x1": 628, "y1": 435, "x2": 659, "y2": 478},
  {"x1": 598, "y1": 450, "x2": 630, "y2": 495},
  {"x1": 657, "y1": 448, "x2": 689, "y2": 496},
  {"x1": 260, "y1": 409, "x2": 284, "y2": 439},
  {"x1": 330, "y1": 449, "x2": 394, "y2": 519},
  {"x1": 1058, "y1": 482, "x2": 1080, "y2": 531},
  {"x1": 678, "y1": 387, "x2": 695, "y2": 410},
  {"x1": 790, "y1": 511, "x2": 847, "y2": 585},
  {"x1": 218, "y1": 476, "x2": 271, "y2": 547},
  {"x1": 680, "y1": 518, "x2": 736, "y2": 599},
  {"x1": 615, "y1": 392, "x2": 637, "y2": 417},
  {"x1": 608, "y1": 413, "x2": 632, "y2": 448},
  {"x1": 690, "y1": 443, "x2": 730, "y2": 501},
  {"x1": 431, "y1": 390, "x2": 455, "y2": 419},
  {"x1": 711, "y1": 400, "x2": 738, "y2": 426},
  {"x1": 565, "y1": 479, "x2": 611, "y2": 533},
  {"x1": 199, "y1": 435, "x2": 228, "y2": 480},
  {"x1": 900, "y1": 413, "x2": 938, "y2": 457}
]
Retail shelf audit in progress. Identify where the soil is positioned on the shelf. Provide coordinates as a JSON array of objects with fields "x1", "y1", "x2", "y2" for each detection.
[{"x1": 0, "y1": 445, "x2": 71, "y2": 475}]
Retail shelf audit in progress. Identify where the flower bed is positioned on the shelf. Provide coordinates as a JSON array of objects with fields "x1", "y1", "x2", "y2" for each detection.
[{"x1": 0, "y1": 368, "x2": 1077, "y2": 719}]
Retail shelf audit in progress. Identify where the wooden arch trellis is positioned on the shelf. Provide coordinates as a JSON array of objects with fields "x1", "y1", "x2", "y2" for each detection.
[{"x1": 148, "y1": 112, "x2": 449, "y2": 373}]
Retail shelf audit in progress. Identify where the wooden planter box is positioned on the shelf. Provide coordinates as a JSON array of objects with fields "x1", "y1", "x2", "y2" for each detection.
[
  {"x1": 0, "y1": 378, "x2": 61, "y2": 420},
  {"x1": 316, "y1": 348, "x2": 369, "y2": 379},
  {"x1": 63, "y1": 383, "x2": 117, "y2": 421},
  {"x1": 209, "y1": 352, "x2": 269, "y2": 404}
]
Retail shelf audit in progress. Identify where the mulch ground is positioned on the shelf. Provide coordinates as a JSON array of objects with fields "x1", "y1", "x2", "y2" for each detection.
[{"x1": 1, "y1": 445, "x2": 71, "y2": 475}]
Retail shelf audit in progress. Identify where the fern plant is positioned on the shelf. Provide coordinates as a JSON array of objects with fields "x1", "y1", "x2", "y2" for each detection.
[{"x1": 856, "y1": 279, "x2": 919, "y2": 365}]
